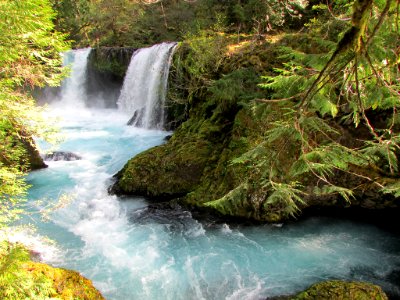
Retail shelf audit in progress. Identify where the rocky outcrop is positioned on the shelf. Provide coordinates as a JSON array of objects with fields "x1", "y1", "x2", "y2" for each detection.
[
  {"x1": 22, "y1": 137, "x2": 47, "y2": 170},
  {"x1": 0, "y1": 241, "x2": 104, "y2": 300},
  {"x1": 111, "y1": 116, "x2": 220, "y2": 199}
]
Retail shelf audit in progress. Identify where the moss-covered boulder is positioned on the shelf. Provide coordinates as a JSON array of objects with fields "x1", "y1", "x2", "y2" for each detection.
[
  {"x1": 22, "y1": 261, "x2": 104, "y2": 300},
  {"x1": 112, "y1": 137, "x2": 212, "y2": 198},
  {"x1": 111, "y1": 36, "x2": 284, "y2": 219},
  {"x1": 292, "y1": 280, "x2": 388, "y2": 300}
]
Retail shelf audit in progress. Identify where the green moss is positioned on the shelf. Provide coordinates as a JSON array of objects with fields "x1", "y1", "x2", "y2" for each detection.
[
  {"x1": 24, "y1": 261, "x2": 104, "y2": 300},
  {"x1": 0, "y1": 241, "x2": 104, "y2": 300},
  {"x1": 293, "y1": 280, "x2": 388, "y2": 300},
  {"x1": 112, "y1": 120, "x2": 216, "y2": 198},
  {"x1": 202, "y1": 184, "x2": 254, "y2": 218}
]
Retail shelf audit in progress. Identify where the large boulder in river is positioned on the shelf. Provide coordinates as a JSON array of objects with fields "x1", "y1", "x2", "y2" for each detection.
[
  {"x1": 111, "y1": 117, "x2": 215, "y2": 199},
  {"x1": 43, "y1": 151, "x2": 82, "y2": 161}
]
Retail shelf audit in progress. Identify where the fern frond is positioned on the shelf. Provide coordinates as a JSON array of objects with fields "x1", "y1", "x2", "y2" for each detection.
[
  {"x1": 313, "y1": 185, "x2": 355, "y2": 202},
  {"x1": 264, "y1": 181, "x2": 306, "y2": 217},
  {"x1": 381, "y1": 181, "x2": 400, "y2": 197}
]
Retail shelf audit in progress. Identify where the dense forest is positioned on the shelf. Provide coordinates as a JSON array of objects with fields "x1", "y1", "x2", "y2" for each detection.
[{"x1": 1, "y1": 0, "x2": 399, "y2": 299}]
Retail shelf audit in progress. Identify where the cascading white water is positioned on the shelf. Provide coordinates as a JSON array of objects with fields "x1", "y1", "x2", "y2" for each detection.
[
  {"x1": 59, "y1": 48, "x2": 91, "y2": 107},
  {"x1": 117, "y1": 42, "x2": 177, "y2": 129}
]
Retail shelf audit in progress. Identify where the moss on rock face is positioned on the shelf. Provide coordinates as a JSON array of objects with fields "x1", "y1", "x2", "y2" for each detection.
[
  {"x1": 293, "y1": 280, "x2": 388, "y2": 300},
  {"x1": 23, "y1": 137, "x2": 47, "y2": 171},
  {"x1": 88, "y1": 47, "x2": 135, "y2": 79},
  {"x1": 112, "y1": 130, "x2": 213, "y2": 198},
  {"x1": 111, "y1": 36, "x2": 298, "y2": 221}
]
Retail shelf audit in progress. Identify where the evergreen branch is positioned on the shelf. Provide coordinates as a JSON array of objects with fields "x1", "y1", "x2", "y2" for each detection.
[
  {"x1": 354, "y1": 55, "x2": 382, "y2": 143},
  {"x1": 364, "y1": 0, "x2": 393, "y2": 50},
  {"x1": 326, "y1": 0, "x2": 352, "y2": 21},
  {"x1": 298, "y1": 0, "x2": 375, "y2": 112},
  {"x1": 397, "y1": 0, "x2": 399, "y2": 33},
  {"x1": 364, "y1": 50, "x2": 400, "y2": 98},
  {"x1": 254, "y1": 93, "x2": 304, "y2": 103}
]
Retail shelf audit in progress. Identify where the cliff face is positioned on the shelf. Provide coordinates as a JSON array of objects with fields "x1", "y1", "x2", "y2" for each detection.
[
  {"x1": 111, "y1": 34, "x2": 400, "y2": 223},
  {"x1": 86, "y1": 47, "x2": 136, "y2": 108}
]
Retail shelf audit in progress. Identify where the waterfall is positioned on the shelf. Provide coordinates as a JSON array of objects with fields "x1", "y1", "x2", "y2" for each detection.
[
  {"x1": 59, "y1": 48, "x2": 91, "y2": 107},
  {"x1": 117, "y1": 42, "x2": 177, "y2": 129}
]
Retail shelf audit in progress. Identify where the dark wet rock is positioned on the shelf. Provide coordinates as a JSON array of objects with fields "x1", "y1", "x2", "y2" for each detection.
[
  {"x1": 127, "y1": 108, "x2": 144, "y2": 126},
  {"x1": 86, "y1": 47, "x2": 136, "y2": 108},
  {"x1": 43, "y1": 151, "x2": 82, "y2": 161}
]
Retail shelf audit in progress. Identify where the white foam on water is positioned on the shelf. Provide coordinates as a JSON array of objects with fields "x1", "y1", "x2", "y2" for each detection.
[
  {"x1": 1, "y1": 227, "x2": 63, "y2": 263},
  {"x1": 221, "y1": 223, "x2": 233, "y2": 234}
]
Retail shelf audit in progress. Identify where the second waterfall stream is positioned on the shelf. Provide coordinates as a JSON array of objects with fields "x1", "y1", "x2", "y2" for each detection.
[
  {"x1": 10, "y1": 45, "x2": 400, "y2": 300},
  {"x1": 117, "y1": 42, "x2": 177, "y2": 129}
]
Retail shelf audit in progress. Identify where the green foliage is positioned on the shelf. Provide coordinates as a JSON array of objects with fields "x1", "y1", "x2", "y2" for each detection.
[
  {"x1": 51, "y1": 0, "x2": 311, "y2": 47},
  {"x1": 255, "y1": 0, "x2": 400, "y2": 206},
  {"x1": 0, "y1": 241, "x2": 55, "y2": 299},
  {"x1": 209, "y1": 68, "x2": 264, "y2": 104},
  {"x1": 174, "y1": 30, "x2": 230, "y2": 102},
  {"x1": 115, "y1": 0, "x2": 400, "y2": 222},
  {"x1": 264, "y1": 181, "x2": 306, "y2": 217},
  {"x1": 0, "y1": 0, "x2": 69, "y2": 227},
  {"x1": 0, "y1": 239, "x2": 105, "y2": 299}
]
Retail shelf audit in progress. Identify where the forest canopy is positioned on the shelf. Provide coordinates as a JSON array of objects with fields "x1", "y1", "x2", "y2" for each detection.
[{"x1": 51, "y1": 0, "x2": 311, "y2": 47}]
